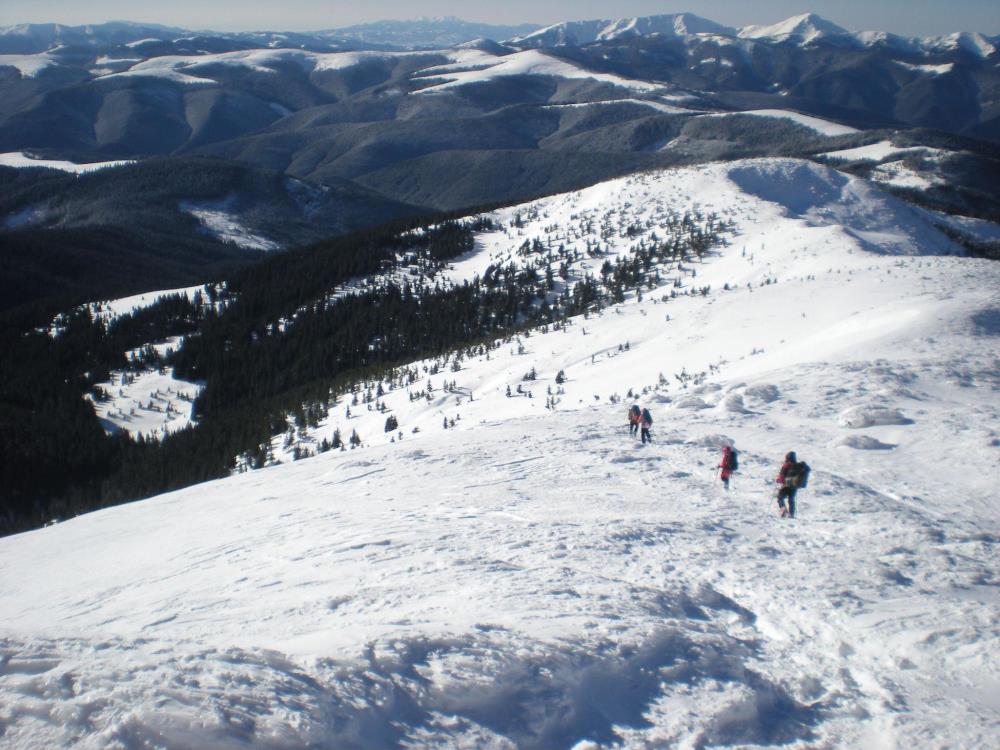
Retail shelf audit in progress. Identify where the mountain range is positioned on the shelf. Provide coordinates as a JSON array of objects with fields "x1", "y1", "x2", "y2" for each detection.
[{"x1": 1, "y1": 12, "x2": 999, "y2": 313}]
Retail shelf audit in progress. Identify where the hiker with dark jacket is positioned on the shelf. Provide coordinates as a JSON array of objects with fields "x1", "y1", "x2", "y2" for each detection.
[
  {"x1": 719, "y1": 445, "x2": 738, "y2": 490},
  {"x1": 628, "y1": 404, "x2": 641, "y2": 437},
  {"x1": 776, "y1": 451, "x2": 809, "y2": 518},
  {"x1": 640, "y1": 407, "x2": 653, "y2": 444}
]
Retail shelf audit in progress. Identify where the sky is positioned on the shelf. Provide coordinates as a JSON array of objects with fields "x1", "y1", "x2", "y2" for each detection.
[{"x1": 1, "y1": 1, "x2": 998, "y2": 37}]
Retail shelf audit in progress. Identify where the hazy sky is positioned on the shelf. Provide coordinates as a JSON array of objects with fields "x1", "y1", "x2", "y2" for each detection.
[{"x1": 2, "y1": 1, "x2": 998, "y2": 37}]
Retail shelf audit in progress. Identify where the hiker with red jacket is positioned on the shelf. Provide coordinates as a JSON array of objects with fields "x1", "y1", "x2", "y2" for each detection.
[
  {"x1": 776, "y1": 451, "x2": 810, "y2": 518},
  {"x1": 627, "y1": 404, "x2": 641, "y2": 437},
  {"x1": 719, "y1": 445, "x2": 738, "y2": 490}
]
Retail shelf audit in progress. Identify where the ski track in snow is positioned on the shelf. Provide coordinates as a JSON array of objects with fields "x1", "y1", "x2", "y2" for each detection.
[{"x1": 1, "y1": 158, "x2": 999, "y2": 749}]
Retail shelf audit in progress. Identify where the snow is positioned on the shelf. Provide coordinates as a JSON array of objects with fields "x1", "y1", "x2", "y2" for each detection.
[
  {"x1": 103, "y1": 50, "x2": 290, "y2": 83},
  {"x1": 541, "y1": 98, "x2": 698, "y2": 115},
  {"x1": 87, "y1": 354, "x2": 203, "y2": 439},
  {"x1": 413, "y1": 48, "x2": 506, "y2": 75},
  {"x1": 2, "y1": 157, "x2": 999, "y2": 748},
  {"x1": 4, "y1": 204, "x2": 50, "y2": 230},
  {"x1": 93, "y1": 55, "x2": 142, "y2": 65},
  {"x1": 309, "y1": 49, "x2": 414, "y2": 73},
  {"x1": 180, "y1": 197, "x2": 280, "y2": 252},
  {"x1": 46, "y1": 284, "x2": 210, "y2": 338},
  {"x1": 414, "y1": 49, "x2": 662, "y2": 94},
  {"x1": 895, "y1": 61, "x2": 955, "y2": 76},
  {"x1": 935, "y1": 32, "x2": 997, "y2": 59},
  {"x1": 101, "y1": 48, "x2": 425, "y2": 86},
  {"x1": 870, "y1": 160, "x2": 947, "y2": 191},
  {"x1": 0, "y1": 51, "x2": 55, "y2": 77},
  {"x1": 508, "y1": 14, "x2": 736, "y2": 47},
  {"x1": 88, "y1": 285, "x2": 207, "y2": 324},
  {"x1": 928, "y1": 210, "x2": 1000, "y2": 245},
  {"x1": 820, "y1": 140, "x2": 942, "y2": 162},
  {"x1": 697, "y1": 109, "x2": 859, "y2": 136},
  {"x1": 739, "y1": 13, "x2": 849, "y2": 45},
  {"x1": 100, "y1": 63, "x2": 216, "y2": 85},
  {"x1": 0, "y1": 151, "x2": 133, "y2": 174},
  {"x1": 268, "y1": 101, "x2": 293, "y2": 117},
  {"x1": 124, "y1": 38, "x2": 162, "y2": 48}
]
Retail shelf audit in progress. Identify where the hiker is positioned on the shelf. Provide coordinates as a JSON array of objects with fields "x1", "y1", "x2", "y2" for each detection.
[
  {"x1": 628, "y1": 404, "x2": 641, "y2": 437},
  {"x1": 719, "y1": 445, "x2": 738, "y2": 490},
  {"x1": 776, "y1": 451, "x2": 810, "y2": 518},
  {"x1": 640, "y1": 407, "x2": 653, "y2": 444}
]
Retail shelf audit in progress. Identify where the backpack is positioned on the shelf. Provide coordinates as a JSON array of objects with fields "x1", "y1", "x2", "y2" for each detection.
[
  {"x1": 630, "y1": 405, "x2": 641, "y2": 418},
  {"x1": 641, "y1": 408, "x2": 652, "y2": 425},
  {"x1": 786, "y1": 461, "x2": 809, "y2": 489},
  {"x1": 728, "y1": 448, "x2": 739, "y2": 472},
  {"x1": 797, "y1": 461, "x2": 810, "y2": 488}
]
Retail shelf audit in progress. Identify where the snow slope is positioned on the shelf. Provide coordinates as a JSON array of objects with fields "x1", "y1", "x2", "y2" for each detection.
[
  {"x1": 1, "y1": 159, "x2": 998, "y2": 749},
  {"x1": 0, "y1": 152, "x2": 133, "y2": 174},
  {"x1": 820, "y1": 140, "x2": 944, "y2": 163},
  {"x1": 507, "y1": 13, "x2": 736, "y2": 47},
  {"x1": 0, "y1": 51, "x2": 55, "y2": 76},
  {"x1": 740, "y1": 13, "x2": 848, "y2": 45},
  {"x1": 414, "y1": 49, "x2": 661, "y2": 94},
  {"x1": 179, "y1": 197, "x2": 280, "y2": 252},
  {"x1": 696, "y1": 110, "x2": 859, "y2": 137},
  {"x1": 86, "y1": 355, "x2": 202, "y2": 439}
]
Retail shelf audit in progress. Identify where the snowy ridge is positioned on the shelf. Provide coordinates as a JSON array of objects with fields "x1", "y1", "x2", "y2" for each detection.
[
  {"x1": 413, "y1": 48, "x2": 662, "y2": 94},
  {"x1": 739, "y1": 13, "x2": 849, "y2": 45},
  {"x1": 98, "y1": 46, "x2": 666, "y2": 95},
  {"x1": 56, "y1": 284, "x2": 209, "y2": 331},
  {"x1": 264, "y1": 159, "x2": 970, "y2": 461},
  {"x1": 508, "y1": 13, "x2": 736, "y2": 47},
  {"x1": 1, "y1": 158, "x2": 998, "y2": 748},
  {"x1": 0, "y1": 50, "x2": 55, "y2": 76},
  {"x1": 506, "y1": 11, "x2": 998, "y2": 58},
  {"x1": 820, "y1": 140, "x2": 945, "y2": 163},
  {"x1": 99, "y1": 48, "x2": 419, "y2": 84},
  {"x1": 696, "y1": 109, "x2": 859, "y2": 137},
  {"x1": 0, "y1": 151, "x2": 134, "y2": 174}
]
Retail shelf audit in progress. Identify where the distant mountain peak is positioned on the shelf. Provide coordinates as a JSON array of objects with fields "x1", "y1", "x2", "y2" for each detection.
[
  {"x1": 325, "y1": 17, "x2": 541, "y2": 48},
  {"x1": 740, "y1": 13, "x2": 848, "y2": 43},
  {"x1": 507, "y1": 13, "x2": 736, "y2": 47}
]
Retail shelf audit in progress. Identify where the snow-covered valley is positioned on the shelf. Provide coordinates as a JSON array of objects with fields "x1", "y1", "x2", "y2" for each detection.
[{"x1": 1, "y1": 159, "x2": 998, "y2": 748}]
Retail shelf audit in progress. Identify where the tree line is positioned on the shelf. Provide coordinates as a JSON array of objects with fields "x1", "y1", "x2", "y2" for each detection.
[{"x1": 0, "y1": 206, "x2": 729, "y2": 535}]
